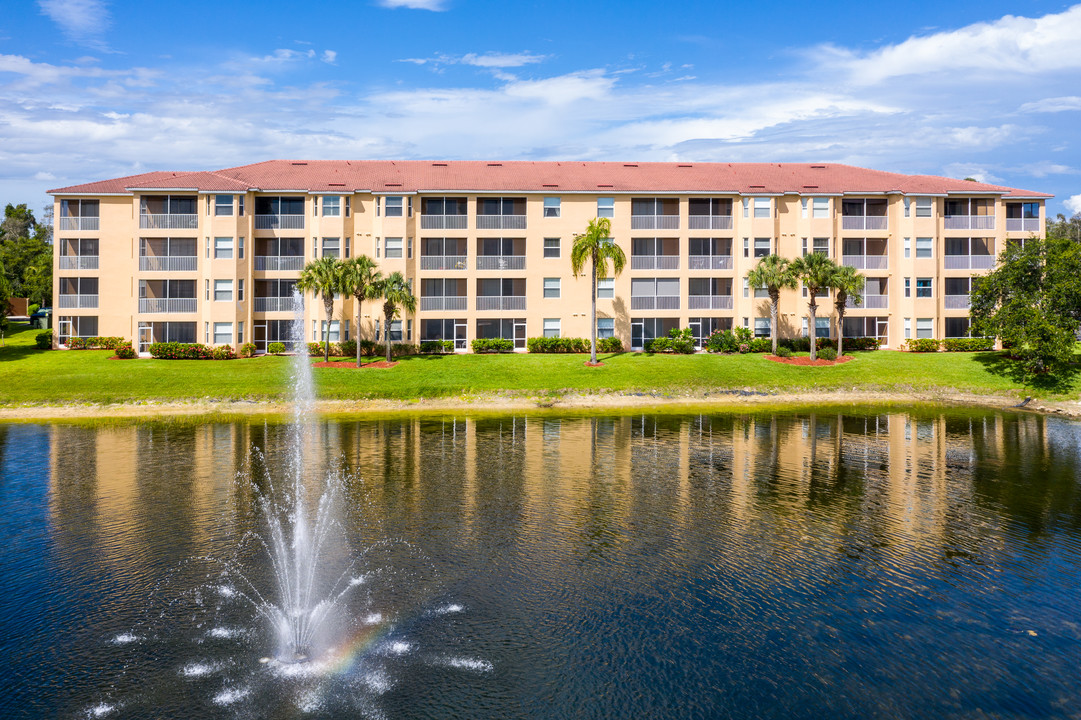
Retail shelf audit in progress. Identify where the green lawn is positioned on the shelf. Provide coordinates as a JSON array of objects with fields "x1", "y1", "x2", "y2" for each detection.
[{"x1": 1, "y1": 322, "x2": 1078, "y2": 406}]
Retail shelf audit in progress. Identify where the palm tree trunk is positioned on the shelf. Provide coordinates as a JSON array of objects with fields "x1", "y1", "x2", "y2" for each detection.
[
  {"x1": 808, "y1": 298, "x2": 818, "y2": 361},
  {"x1": 770, "y1": 293, "x2": 779, "y2": 355},
  {"x1": 324, "y1": 296, "x2": 332, "y2": 362},
  {"x1": 591, "y1": 249, "x2": 598, "y2": 364},
  {"x1": 384, "y1": 307, "x2": 393, "y2": 363},
  {"x1": 355, "y1": 295, "x2": 363, "y2": 368},
  {"x1": 835, "y1": 296, "x2": 846, "y2": 358}
]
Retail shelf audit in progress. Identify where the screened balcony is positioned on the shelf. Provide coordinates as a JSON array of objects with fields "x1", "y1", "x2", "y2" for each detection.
[
  {"x1": 944, "y1": 277, "x2": 972, "y2": 309},
  {"x1": 254, "y1": 196, "x2": 306, "y2": 230},
  {"x1": 944, "y1": 198, "x2": 995, "y2": 230},
  {"x1": 254, "y1": 279, "x2": 298, "y2": 313},
  {"x1": 139, "y1": 237, "x2": 198, "y2": 271},
  {"x1": 944, "y1": 237, "x2": 994, "y2": 270},
  {"x1": 1006, "y1": 202, "x2": 1040, "y2": 232},
  {"x1": 476, "y1": 278, "x2": 526, "y2": 311},
  {"x1": 420, "y1": 197, "x2": 468, "y2": 229},
  {"x1": 58, "y1": 277, "x2": 98, "y2": 308},
  {"x1": 631, "y1": 277, "x2": 680, "y2": 310},
  {"x1": 688, "y1": 237, "x2": 732, "y2": 270},
  {"x1": 846, "y1": 278, "x2": 888, "y2": 309},
  {"x1": 59, "y1": 238, "x2": 99, "y2": 270},
  {"x1": 254, "y1": 237, "x2": 305, "y2": 271},
  {"x1": 138, "y1": 279, "x2": 197, "y2": 313},
  {"x1": 841, "y1": 199, "x2": 888, "y2": 231},
  {"x1": 139, "y1": 195, "x2": 198, "y2": 230},
  {"x1": 58, "y1": 199, "x2": 99, "y2": 231},
  {"x1": 420, "y1": 237, "x2": 468, "y2": 270},
  {"x1": 476, "y1": 197, "x2": 526, "y2": 230},
  {"x1": 688, "y1": 198, "x2": 733, "y2": 230},
  {"x1": 687, "y1": 278, "x2": 733, "y2": 310},
  {"x1": 631, "y1": 237, "x2": 679, "y2": 270},
  {"x1": 842, "y1": 238, "x2": 888, "y2": 270},
  {"x1": 631, "y1": 198, "x2": 679, "y2": 230},
  {"x1": 420, "y1": 278, "x2": 468, "y2": 311},
  {"x1": 476, "y1": 238, "x2": 525, "y2": 270}
]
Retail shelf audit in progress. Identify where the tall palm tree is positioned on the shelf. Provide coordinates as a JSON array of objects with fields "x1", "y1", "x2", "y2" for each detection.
[
  {"x1": 340, "y1": 255, "x2": 383, "y2": 367},
  {"x1": 791, "y1": 252, "x2": 840, "y2": 361},
  {"x1": 374, "y1": 271, "x2": 417, "y2": 363},
  {"x1": 831, "y1": 264, "x2": 865, "y2": 358},
  {"x1": 296, "y1": 256, "x2": 344, "y2": 362},
  {"x1": 746, "y1": 254, "x2": 798, "y2": 355},
  {"x1": 571, "y1": 217, "x2": 627, "y2": 364}
]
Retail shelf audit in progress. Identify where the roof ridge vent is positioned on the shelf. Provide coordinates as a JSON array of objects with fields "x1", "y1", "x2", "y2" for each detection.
[
  {"x1": 810, "y1": 165, "x2": 827, "y2": 169},
  {"x1": 291, "y1": 162, "x2": 308, "y2": 166},
  {"x1": 542, "y1": 183, "x2": 558, "y2": 187},
  {"x1": 597, "y1": 184, "x2": 614, "y2": 188},
  {"x1": 623, "y1": 163, "x2": 638, "y2": 168},
  {"x1": 432, "y1": 162, "x2": 448, "y2": 167},
  {"x1": 677, "y1": 164, "x2": 692, "y2": 168},
  {"x1": 487, "y1": 163, "x2": 503, "y2": 167}
]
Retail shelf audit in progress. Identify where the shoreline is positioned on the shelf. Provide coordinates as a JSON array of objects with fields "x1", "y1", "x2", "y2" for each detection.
[{"x1": 2, "y1": 389, "x2": 1079, "y2": 422}]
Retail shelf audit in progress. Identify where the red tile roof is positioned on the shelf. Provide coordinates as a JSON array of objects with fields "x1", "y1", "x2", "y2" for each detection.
[{"x1": 48, "y1": 161, "x2": 1053, "y2": 199}]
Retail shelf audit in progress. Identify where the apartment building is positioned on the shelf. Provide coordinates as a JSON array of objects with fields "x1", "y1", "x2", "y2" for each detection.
[{"x1": 49, "y1": 160, "x2": 1050, "y2": 353}]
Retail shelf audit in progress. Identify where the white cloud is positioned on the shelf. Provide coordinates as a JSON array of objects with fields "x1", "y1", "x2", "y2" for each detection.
[
  {"x1": 378, "y1": 0, "x2": 446, "y2": 10},
  {"x1": 399, "y1": 52, "x2": 546, "y2": 69},
  {"x1": 1019, "y1": 96, "x2": 1081, "y2": 113},
  {"x1": 1066, "y1": 194, "x2": 1081, "y2": 215},
  {"x1": 321, "y1": 50, "x2": 337, "y2": 65},
  {"x1": 38, "y1": 0, "x2": 111, "y2": 49}
]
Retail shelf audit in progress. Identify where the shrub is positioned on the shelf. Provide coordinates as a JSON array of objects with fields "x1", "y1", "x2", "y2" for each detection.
[
  {"x1": 906, "y1": 338, "x2": 940, "y2": 353},
  {"x1": 338, "y1": 339, "x2": 357, "y2": 358},
  {"x1": 737, "y1": 343, "x2": 750, "y2": 354},
  {"x1": 706, "y1": 329, "x2": 739, "y2": 353},
  {"x1": 597, "y1": 336, "x2": 624, "y2": 353},
  {"x1": 645, "y1": 328, "x2": 695, "y2": 354},
  {"x1": 392, "y1": 343, "x2": 419, "y2": 357},
  {"x1": 749, "y1": 338, "x2": 772, "y2": 353},
  {"x1": 67, "y1": 336, "x2": 87, "y2": 350},
  {"x1": 359, "y1": 339, "x2": 380, "y2": 357},
  {"x1": 27, "y1": 303, "x2": 39, "y2": 316},
  {"x1": 83, "y1": 336, "x2": 125, "y2": 350},
  {"x1": 239, "y1": 342, "x2": 257, "y2": 358},
  {"x1": 113, "y1": 342, "x2": 136, "y2": 359},
  {"x1": 471, "y1": 337, "x2": 514, "y2": 353},
  {"x1": 268, "y1": 342, "x2": 286, "y2": 355},
  {"x1": 420, "y1": 340, "x2": 454, "y2": 354},
  {"x1": 35, "y1": 331, "x2": 53, "y2": 349},
  {"x1": 774, "y1": 346, "x2": 792, "y2": 358},
  {"x1": 943, "y1": 337, "x2": 994, "y2": 352},
  {"x1": 148, "y1": 342, "x2": 215, "y2": 359},
  {"x1": 527, "y1": 336, "x2": 591, "y2": 353},
  {"x1": 818, "y1": 347, "x2": 838, "y2": 361},
  {"x1": 780, "y1": 337, "x2": 811, "y2": 352},
  {"x1": 211, "y1": 345, "x2": 236, "y2": 360},
  {"x1": 843, "y1": 337, "x2": 880, "y2": 352},
  {"x1": 307, "y1": 342, "x2": 323, "y2": 357}
]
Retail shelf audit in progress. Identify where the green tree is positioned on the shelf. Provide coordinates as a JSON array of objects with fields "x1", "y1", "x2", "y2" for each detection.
[
  {"x1": 0, "y1": 205, "x2": 51, "y2": 303},
  {"x1": 831, "y1": 264, "x2": 865, "y2": 357},
  {"x1": 296, "y1": 257, "x2": 345, "y2": 362},
  {"x1": 340, "y1": 255, "x2": 383, "y2": 367},
  {"x1": 374, "y1": 271, "x2": 416, "y2": 363},
  {"x1": 0, "y1": 259, "x2": 10, "y2": 330},
  {"x1": 791, "y1": 253, "x2": 840, "y2": 361},
  {"x1": 746, "y1": 254, "x2": 798, "y2": 355},
  {"x1": 571, "y1": 217, "x2": 626, "y2": 364},
  {"x1": 0, "y1": 204, "x2": 36, "y2": 243},
  {"x1": 971, "y1": 235, "x2": 1081, "y2": 376}
]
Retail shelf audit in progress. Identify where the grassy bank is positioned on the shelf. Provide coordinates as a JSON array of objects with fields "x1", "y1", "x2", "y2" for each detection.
[{"x1": 1, "y1": 322, "x2": 1078, "y2": 406}]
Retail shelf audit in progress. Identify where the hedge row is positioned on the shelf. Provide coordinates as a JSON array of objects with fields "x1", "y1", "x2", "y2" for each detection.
[
  {"x1": 148, "y1": 342, "x2": 236, "y2": 360},
  {"x1": 65, "y1": 336, "x2": 126, "y2": 350},
  {"x1": 307, "y1": 340, "x2": 427, "y2": 358},
  {"x1": 471, "y1": 338, "x2": 515, "y2": 353},
  {"x1": 906, "y1": 338, "x2": 996, "y2": 352}
]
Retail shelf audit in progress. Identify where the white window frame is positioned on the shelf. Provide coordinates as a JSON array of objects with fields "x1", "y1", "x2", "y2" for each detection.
[
  {"x1": 214, "y1": 279, "x2": 232, "y2": 302},
  {"x1": 597, "y1": 278, "x2": 614, "y2": 299},
  {"x1": 916, "y1": 318, "x2": 933, "y2": 339},
  {"x1": 915, "y1": 277, "x2": 933, "y2": 298},
  {"x1": 214, "y1": 195, "x2": 233, "y2": 217},
  {"x1": 597, "y1": 197, "x2": 614, "y2": 218},
  {"x1": 213, "y1": 322, "x2": 233, "y2": 345},
  {"x1": 543, "y1": 318, "x2": 561, "y2": 338},
  {"x1": 543, "y1": 277, "x2": 561, "y2": 299},
  {"x1": 322, "y1": 196, "x2": 341, "y2": 217},
  {"x1": 597, "y1": 318, "x2": 614, "y2": 339},
  {"x1": 544, "y1": 237, "x2": 560, "y2": 258},
  {"x1": 384, "y1": 196, "x2": 403, "y2": 217},
  {"x1": 916, "y1": 237, "x2": 932, "y2": 259},
  {"x1": 904, "y1": 318, "x2": 911, "y2": 339},
  {"x1": 384, "y1": 237, "x2": 403, "y2": 259},
  {"x1": 904, "y1": 237, "x2": 911, "y2": 259},
  {"x1": 915, "y1": 197, "x2": 932, "y2": 218},
  {"x1": 753, "y1": 197, "x2": 771, "y2": 218},
  {"x1": 812, "y1": 197, "x2": 829, "y2": 219},
  {"x1": 214, "y1": 236, "x2": 233, "y2": 259},
  {"x1": 543, "y1": 197, "x2": 561, "y2": 218}
]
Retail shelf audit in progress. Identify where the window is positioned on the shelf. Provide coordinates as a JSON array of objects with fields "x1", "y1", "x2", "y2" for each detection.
[
  {"x1": 904, "y1": 197, "x2": 910, "y2": 218},
  {"x1": 544, "y1": 238, "x2": 560, "y2": 258},
  {"x1": 322, "y1": 196, "x2": 341, "y2": 217},
  {"x1": 945, "y1": 317, "x2": 971, "y2": 338},
  {"x1": 543, "y1": 197, "x2": 561, "y2": 218},
  {"x1": 743, "y1": 277, "x2": 749, "y2": 298},
  {"x1": 384, "y1": 196, "x2": 403, "y2": 217},
  {"x1": 214, "y1": 280, "x2": 232, "y2": 302},
  {"x1": 753, "y1": 197, "x2": 771, "y2": 218},
  {"x1": 754, "y1": 318, "x2": 771, "y2": 338},
  {"x1": 755, "y1": 283, "x2": 769, "y2": 299},
  {"x1": 543, "y1": 318, "x2": 561, "y2": 338},
  {"x1": 345, "y1": 197, "x2": 351, "y2": 217},
  {"x1": 385, "y1": 237, "x2": 403, "y2": 258},
  {"x1": 237, "y1": 321, "x2": 244, "y2": 344},
  {"x1": 904, "y1": 237, "x2": 911, "y2": 259},
  {"x1": 916, "y1": 318, "x2": 933, "y2": 339},
  {"x1": 754, "y1": 237, "x2": 771, "y2": 258},
  {"x1": 213, "y1": 322, "x2": 232, "y2": 345},
  {"x1": 312, "y1": 196, "x2": 318, "y2": 216},
  {"x1": 904, "y1": 277, "x2": 911, "y2": 298},
  {"x1": 407, "y1": 237, "x2": 413, "y2": 259},
  {"x1": 238, "y1": 196, "x2": 245, "y2": 216},
  {"x1": 322, "y1": 238, "x2": 340, "y2": 258},
  {"x1": 543, "y1": 277, "x2": 560, "y2": 298},
  {"x1": 238, "y1": 236, "x2": 244, "y2": 259},
  {"x1": 915, "y1": 237, "x2": 932, "y2": 259},
  {"x1": 904, "y1": 318, "x2": 912, "y2": 339},
  {"x1": 801, "y1": 198, "x2": 808, "y2": 219},
  {"x1": 214, "y1": 237, "x2": 233, "y2": 259},
  {"x1": 916, "y1": 278, "x2": 932, "y2": 298},
  {"x1": 802, "y1": 237, "x2": 829, "y2": 256},
  {"x1": 813, "y1": 198, "x2": 829, "y2": 219},
  {"x1": 743, "y1": 238, "x2": 749, "y2": 258},
  {"x1": 598, "y1": 278, "x2": 614, "y2": 299},
  {"x1": 597, "y1": 318, "x2": 614, "y2": 339},
  {"x1": 742, "y1": 198, "x2": 749, "y2": 218},
  {"x1": 214, "y1": 195, "x2": 233, "y2": 216},
  {"x1": 238, "y1": 279, "x2": 244, "y2": 302},
  {"x1": 915, "y1": 198, "x2": 932, "y2": 218},
  {"x1": 597, "y1": 197, "x2": 614, "y2": 218},
  {"x1": 345, "y1": 237, "x2": 351, "y2": 258}
]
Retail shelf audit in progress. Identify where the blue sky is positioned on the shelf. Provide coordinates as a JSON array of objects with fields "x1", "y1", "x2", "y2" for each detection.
[{"x1": 1, "y1": 0, "x2": 1080, "y2": 217}]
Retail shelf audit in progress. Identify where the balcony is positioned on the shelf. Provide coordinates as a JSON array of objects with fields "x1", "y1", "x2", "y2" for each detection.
[
  {"x1": 139, "y1": 214, "x2": 198, "y2": 230},
  {"x1": 254, "y1": 297, "x2": 293, "y2": 313},
  {"x1": 631, "y1": 255, "x2": 680, "y2": 270},
  {"x1": 476, "y1": 296, "x2": 526, "y2": 311},
  {"x1": 944, "y1": 295, "x2": 971, "y2": 310},
  {"x1": 254, "y1": 214, "x2": 305, "y2": 230},
  {"x1": 847, "y1": 294, "x2": 888, "y2": 309},
  {"x1": 59, "y1": 256, "x2": 99, "y2": 270},
  {"x1": 688, "y1": 215, "x2": 733, "y2": 230},
  {"x1": 476, "y1": 214, "x2": 526, "y2": 230},
  {"x1": 476, "y1": 255, "x2": 525, "y2": 270},
  {"x1": 139, "y1": 298, "x2": 197, "y2": 313},
  {"x1": 140, "y1": 256, "x2": 198, "y2": 272},
  {"x1": 944, "y1": 215, "x2": 995, "y2": 230},
  {"x1": 943, "y1": 255, "x2": 994, "y2": 270},
  {"x1": 631, "y1": 215, "x2": 680, "y2": 230},
  {"x1": 254, "y1": 255, "x2": 305, "y2": 271},
  {"x1": 421, "y1": 255, "x2": 468, "y2": 271},
  {"x1": 630, "y1": 295, "x2": 680, "y2": 311},
  {"x1": 842, "y1": 254, "x2": 888, "y2": 270},
  {"x1": 57, "y1": 294, "x2": 98, "y2": 309},
  {"x1": 688, "y1": 255, "x2": 733, "y2": 271},
  {"x1": 58, "y1": 217, "x2": 99, "y2": 231},
  {"x1": 421, "y1": 296, "x2": 468, "y2": 312},
  {"x1": 1006, "y1": 218, "x2": 1040, "y2": 233},
  {"x1": 688, "y1": 295, "x2": 733, "y2": 310},
  {"x1": 841, "y1": 216, "x2": 888, "y2": 231},
  {"x1": 420, "y1": 214, "x2": 468, "y2": 230}
]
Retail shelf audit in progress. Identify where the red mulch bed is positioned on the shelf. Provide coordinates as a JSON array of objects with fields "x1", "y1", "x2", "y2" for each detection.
[
  {"x1": 312, "y1": 360, "x2": 399, "y2": 369},
  {"x1": 584, "y1": 361, "x2": 605, "y2": 367},
  {"x1": 765, "y1": 354, "x2": 854, "y2": 367}
]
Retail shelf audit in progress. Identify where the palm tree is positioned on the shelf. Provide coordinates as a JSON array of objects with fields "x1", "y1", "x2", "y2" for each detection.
[
  {"x1": 791, "y1": 252, "x2": 840, "y2": 361},
  {"x1": 296, "y1": 256, "x2": 344, "y2": 362},
  {"x1": 831, "y1": 264, "x2": 865, "y2": 358},
  {"x1": 340, "y1": 255, "x2": 383, "y2": 367},
  {"x1": 571, "y1": 217, "x2": 627, "y2": 364},
  {"x1": 374, "y1": 271, "x2": 417, "y2": 363},
  {"x1": 746, "y1": 254, "x2": 798, "y2": 355}
]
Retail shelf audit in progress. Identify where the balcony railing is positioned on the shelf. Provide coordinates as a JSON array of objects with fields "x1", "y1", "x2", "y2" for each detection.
[
  {"x1": 943, "y1": 255, "x2": 994, "y2": 270},
  {"x1": 944, "y1": 295, "x2": 971, "y2": 310},
  {"x1": 421, "y1": 296, "x2": 468, "y2": 312},
  {"x1": 254, "y1": 214, "x2": 305, "y2": 230},
  {"x1": 139, "y1": 214, "x2": 198, "y2": 230},
  {"x1": 688, "y1": 255, "x2": 733, "y2": 271},
  {"x1": 847, "y1": 294, "x2": 888, "y2": 309},
  {"x1": 631, "y1": 255, "x2": 680, "y2": 270},
  {"x1": 58, "y1": 217, "x2": 99, "y2": 231},
  {"x1": 138, "y1": 297, "x2": 197, "y2": 313},
  {"x1": 631, "y1": 216, "x2": 680, "y2": 230},
  {"x1": 688, "y1": 216, "x2": 733, "y2": 230},
  {"x1": 476, "y1": 296, "x2": 526, "y2": 311},
  {"x1": 420, "y1": 255, "x2": 468, "y2": 271},
  {"x1": 57, "y1": 294, "x2": 98, "y2": 309},
  {"x1": 254, "y1": 255, "x2": 305, "y2": 271},
  {"x1": 254, "y1": 297, "x2": 293, "y2": 312},
  {"x1": 476, "y1": 255, "x2": 525, "y2": 270},
  {"x1": 1006, "y1": 218, "x2": 1040, "y2": 233},
  {"x1": 476, "y1": 215, "x2": 526, "y2": 230},
  {"x1": 841, "y1": 216, "x2": 888, "y2": 231},
  {"x1": 59, "y1": 256, "x2": 99, "y2": 270},
  {"x1": 140, "y1": 256, "x2": 197, "y2": 272},
  {"x1": 944, "y1": 216, "x2": 995, "y2": 230},
  {"x1": 630, "y1": 295, "x2": 680, "y2": 310},
  {"x1": 420, "y1": 215, "x2": 468, "y2": 230},
  {"x1": 842, "y1": 254, "x2": 888, "y2": 270},
  {"x1": 688, "y1": 295, "x2": 733, "y2": 310}
]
